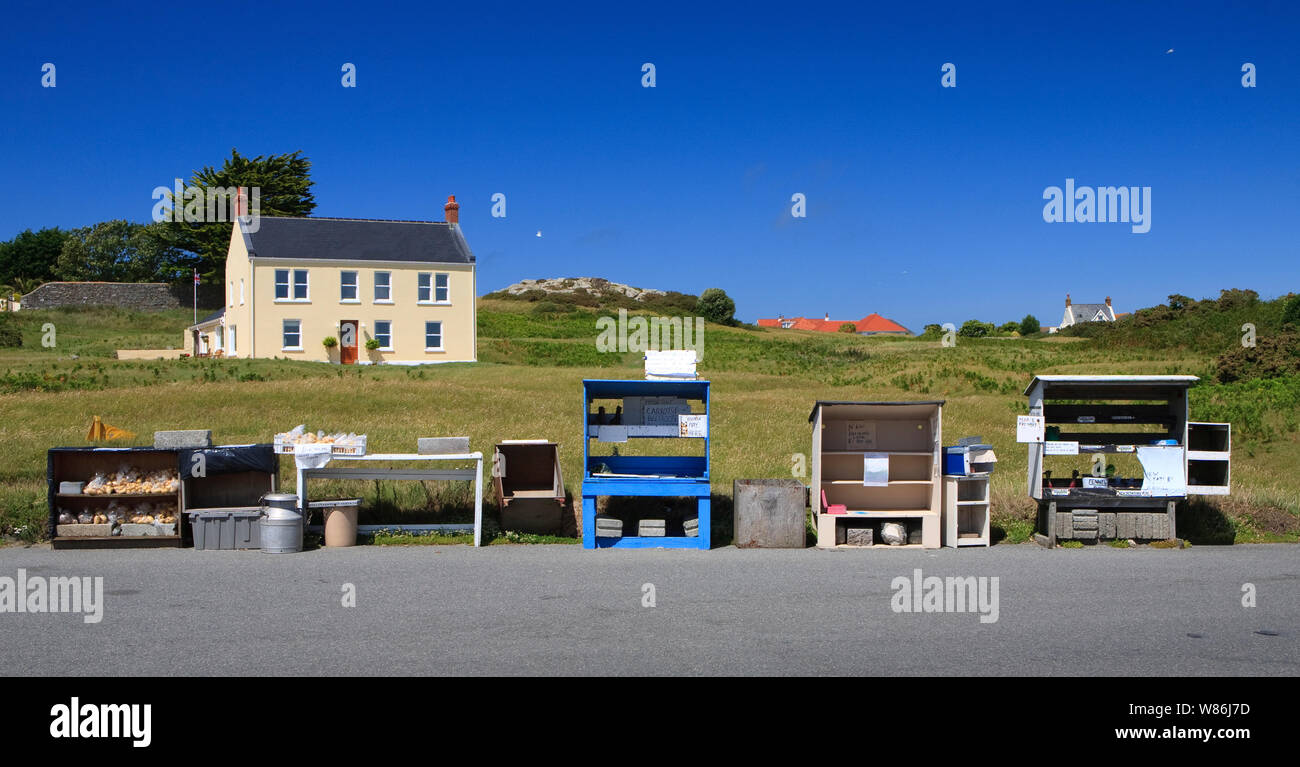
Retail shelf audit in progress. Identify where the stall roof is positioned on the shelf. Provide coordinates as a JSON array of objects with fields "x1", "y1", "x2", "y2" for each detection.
[
  {"x1": 808, "y1": 400, "x2": 945, "y2": 422},
  {"x1": 583, "y1": 379, "x2": 710, "y2": 400},
  {"x1": 1024, "y1": 375, "x2": 1199, "y2": 397}
]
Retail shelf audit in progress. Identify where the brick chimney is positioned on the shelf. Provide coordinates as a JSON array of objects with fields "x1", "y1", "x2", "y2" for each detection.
[
  {"x1": 1065, "y1": 293, "x2": 1071, "y2": 307},
  {"x1": 444, "y1": 195, "x2": 459, "y2": 225},
  {"x1": 236, "y1": 186, "x2": 247, "y2": 217},
  {"x1": 1105, "y1": 296, "x2": 1112, "y2": 307}
]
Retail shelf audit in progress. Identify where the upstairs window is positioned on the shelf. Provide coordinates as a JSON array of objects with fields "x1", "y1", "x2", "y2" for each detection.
[
  {"x1": 341, "y1": 271, "x2": 358, "y2": 302},
  {"x1": 374, "y1": 271, "x2": 392, "y2": 302}
]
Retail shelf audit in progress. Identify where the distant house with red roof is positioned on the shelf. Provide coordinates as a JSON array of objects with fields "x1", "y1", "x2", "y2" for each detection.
[{"x1": 757, "y1": 312, "x2": 912, "y2": 336}]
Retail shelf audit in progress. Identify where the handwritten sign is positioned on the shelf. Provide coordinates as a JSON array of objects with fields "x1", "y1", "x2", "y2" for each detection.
[
  {"x1": 1017, "y1": 415, "x2": 1045, "y2": 443},
  {"x1": 1138, "y1": 446, "x2": 1186, "y2": 496},
  {"x1": 846, "y1": 421, "x2": 876, "y2": 450},
  {"x1": 678, "y1": 414, "x2": 707, "y2": 438},
  {"x1": 644, "y1": 400, "x2": 691, "y2": 426},
  {"x1": 1044, "y1": 441, "x2": 1079, "y2": 456}
]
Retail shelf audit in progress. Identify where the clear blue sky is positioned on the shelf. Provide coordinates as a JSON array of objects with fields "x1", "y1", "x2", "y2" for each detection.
[{"x1": 1, "y1": 1, "x2": 1296, "y2": 329}]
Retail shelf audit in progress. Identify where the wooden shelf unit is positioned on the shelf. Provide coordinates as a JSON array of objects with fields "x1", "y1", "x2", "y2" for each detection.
[
  {"x1": 810, "y1": 401, "x2": 943, "y2": 549},
  {"x1": 943, "y1": 474, "x2": 990, "y2": 547},
  {"x1": 48, "y1": 447, "x2": 183, "y2": 549},
  {"x1": 48, "y1": 445, "x2": 278, "y2": 550}
]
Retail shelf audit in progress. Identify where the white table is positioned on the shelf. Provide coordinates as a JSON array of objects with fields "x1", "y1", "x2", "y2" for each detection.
[{"x1": 295, "y1": 452, "x2": 484, "y2": 546}]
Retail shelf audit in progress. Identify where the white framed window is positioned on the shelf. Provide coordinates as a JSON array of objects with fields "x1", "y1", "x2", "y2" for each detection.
[
  {"x1": 229, "y1": 282, "x2": 234, "y2": 308},
  {"x1": 229, "y1": 326, "x2": 236, "y2": 356},
  {"x1": 417, "y1": 273, "x2": 432, "y2": 302},
  {"x1": 276, "y1": 269, "x2": 308, "y2": 301},
  {"x1": 282, "y1": 319, "x2": 302, "y2": 350},
  {"x1": 239, "y1": 279, "x2": 245, "y2": 305},
  {"x1": 374, "y1": 320, "x2": 393, "y2": 351},
  {"x1": 340, "y1": 271, "x2": 358, "y2": 302},
  {"x1": 374, "y1": 271, "x2": 392, "y2": 302},
  {"x1": 435, "y1": 272, "x2": 449, "y2": 303},
  {"x1": 424, "y1": 320, "x2": 443, "y2": 351},
  {"x1": 215, "y1": 327, "x2": 224, "y2": 351}
]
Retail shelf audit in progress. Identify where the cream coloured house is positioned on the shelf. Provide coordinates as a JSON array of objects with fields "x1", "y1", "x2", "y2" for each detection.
[{"x1": 187, "y1": 196, "x2": 476, "y2": 364}]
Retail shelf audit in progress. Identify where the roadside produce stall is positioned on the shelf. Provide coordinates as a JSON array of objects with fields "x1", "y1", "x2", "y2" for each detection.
[
  {"x1": 47, "y1": 444, "x2": 277, "y2": 549},
  {"x1": 1022, "y1": 375, "x2": 1232, "y2": 546}
]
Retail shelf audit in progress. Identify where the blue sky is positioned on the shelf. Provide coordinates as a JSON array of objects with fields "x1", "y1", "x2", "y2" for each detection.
[{"x1": 1, "y1": 1, "x2": 1296, "y2": 329}]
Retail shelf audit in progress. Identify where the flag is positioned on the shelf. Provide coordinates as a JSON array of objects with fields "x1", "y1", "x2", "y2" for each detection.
[{"x1": 194, "y1": 269, "x2": 200, "y2": 285}]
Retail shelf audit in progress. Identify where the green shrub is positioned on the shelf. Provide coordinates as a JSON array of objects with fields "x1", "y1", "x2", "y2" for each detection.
[
  {"x1": 0, "y1": 313, "x2": 21, "y2": 347},
  {"x1": 958, "y1": 319, "x2": 993, "y2": 338},
  {"x1": 322, "y1": 336, "x2": 338, "y2": 348},
  {"x1": 696, "y1": 288, "x2": 736, "y2": 325},
  {"x1": 1213, "y1": 332, "x2": 1300, "y2": 383},
  {"x1": 838, "y1": 322, "x2": 857, "y2": 333},
  {"x1": 1281, "y1": 295, "x2": 1300, "y2": 329},
  {"x1": 1019, "y1": 314, "x2": 1040, "y2": 335}
]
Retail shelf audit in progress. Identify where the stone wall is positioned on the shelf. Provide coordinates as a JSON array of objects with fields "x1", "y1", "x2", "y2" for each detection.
[{"x1": 21, "y1": 282, "x2": 223, "y2": 312}]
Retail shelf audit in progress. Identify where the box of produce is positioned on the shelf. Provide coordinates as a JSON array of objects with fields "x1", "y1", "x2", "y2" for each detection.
[{"x1": 274, "y1": 425, "x2": 367, "y2": 456}]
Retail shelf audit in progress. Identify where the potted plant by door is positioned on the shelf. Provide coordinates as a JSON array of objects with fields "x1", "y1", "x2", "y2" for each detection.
[{"x1": 322, "y1": 336, "x2": 338, "y2": 363}]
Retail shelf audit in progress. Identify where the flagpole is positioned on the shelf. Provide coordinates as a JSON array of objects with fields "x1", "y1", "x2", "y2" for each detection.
[{"x1": 193, "y1": 269, "x2": 198, "y2": 325}]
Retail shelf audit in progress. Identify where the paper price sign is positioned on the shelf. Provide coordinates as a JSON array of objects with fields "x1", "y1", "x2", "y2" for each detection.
[
  {"x1": 678, "y1": 414, "x2": 708, "y2": 438},
  {"x1": 1017, "y1": 415, "x2": 1045, "y2": 443}
]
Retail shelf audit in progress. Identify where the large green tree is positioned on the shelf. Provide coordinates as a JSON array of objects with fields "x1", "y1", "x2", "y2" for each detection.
[
  {"x1": 159, "y1": 149, "x2": 316, "y2": 282},
  {"x1": 0, "y1": 227, "x2": 69, "y2": 287},
  {"x1": 57, "y1": 221, "x2": 188, "y2": 283}
]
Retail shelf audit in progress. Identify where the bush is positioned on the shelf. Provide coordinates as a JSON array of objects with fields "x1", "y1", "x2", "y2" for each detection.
[
  {"x1": 322, "y1": 336, "x2": 338, "y2": 348},
  {"x1": 997, "y1": 322, "x2": 1019, "y2": 335},
  {"x1": 1213, "y1": 332, "x2": 1300, "y2": 383},
  {"x1": 1019, "y1": 314, "x2": 1040, "y2": 335},
  {"x1": 838, "y1": 322, "x2": 858, "y2": 333},
  {"x1": 696, "y1": 288, "x2": 736, "y2": 325},
  {"x1": 919, "y1": 323, "x2": 943, "y2": 341},
  {"x1": 0, "y1": 313, "x2": 21, "y2": 347},
  {"x1": 958, "y1": 319, "x2": 993, "y2": 338},
  {"x1": 1282, "y1": 295, "x2": 1300, "y2": 329},
  {"x1": 365, "y1": 338, "x2": 381, "y2": 350}
]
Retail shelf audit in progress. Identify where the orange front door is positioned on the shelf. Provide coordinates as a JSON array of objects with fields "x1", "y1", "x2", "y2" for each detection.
[{"x1": 340, "y1": 321, "x2": 358, "y2": 364}]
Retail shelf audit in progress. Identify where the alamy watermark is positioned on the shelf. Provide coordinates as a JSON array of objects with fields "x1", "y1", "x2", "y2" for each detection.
[
  {"x1": 1042, "y1": 178, "x2": 1150, "y2": 234},
  {"x1": 891, "y1": 568, "x2": 999, "y2": 623},
  {"x1": 596, "y1": 308, "x2": 704, "y2": 359},
  {"x1": 50, "y1": 698, "x2": 151, "y2": 747},
  {"x1": 152, "y1": 181, "x2": 261, "y2": 232},
  {"x1": 0, "y1": 569, "x2": 104, "y2": 624}
]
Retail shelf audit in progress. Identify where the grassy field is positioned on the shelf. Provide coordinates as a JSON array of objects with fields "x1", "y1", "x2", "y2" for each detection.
[{"x1": 1, "y1": 300, "x2": 1297, "y2": 545}]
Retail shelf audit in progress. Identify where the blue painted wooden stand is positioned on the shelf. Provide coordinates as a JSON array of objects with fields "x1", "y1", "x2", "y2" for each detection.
[{"x1": 581, "y1": 379, "x2": 711, "y2": 550}]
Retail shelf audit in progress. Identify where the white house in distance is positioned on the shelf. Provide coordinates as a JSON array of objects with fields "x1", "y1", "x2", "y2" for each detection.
[
  {"x1": 1052, "y1": 294, "x2": 1119, "y2": 333},
  {"x1": 186, "y1": 195, "x2": 476, "y2": 364}
]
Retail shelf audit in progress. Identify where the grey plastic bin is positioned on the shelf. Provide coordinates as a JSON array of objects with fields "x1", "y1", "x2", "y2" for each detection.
[{"x1": 187, "y1": 507, "x2": 263, "y2": 550}]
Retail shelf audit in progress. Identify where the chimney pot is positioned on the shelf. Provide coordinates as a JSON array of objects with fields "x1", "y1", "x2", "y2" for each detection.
[
  {"x1": 444, "y1": 195, "x2": 460, "y2": 225},
  {"x1": 824, "y1": 312, "x2": 829, "y2": 321},
  {"x1": 236, "y1": 186, "x2": 247, "y2": 217},
  {"x1": 1066, "y1": 293, "x2": 1071, "y2": 306},
  {"x1": 1105, "y1": 296, "x2": 1112, "y2": 306}
]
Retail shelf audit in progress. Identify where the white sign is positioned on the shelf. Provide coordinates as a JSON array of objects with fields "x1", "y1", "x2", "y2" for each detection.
[
  {"x1": 1082, "y1": 476, "x2": 1108, "y2": 489},
  {"x1": 678, "y1": 414, "x2": 707, "y2": 438},
  {"x1": 846, "y1": 421, "x2": 876, "y2": 450},
  {"x1": 863, "y1": 452, "x2": 890, "y2": 487},
  {"x1": 1138, "y1": 446, "x2": 1186, "y2": 496},
  {"x1": 1043, "y1": 441, "x2": 1079, "y2": 456},
  {"x1": 645, "y1": 400, "x2": 691, "y2": 426},
  {"x1": 1017, "y1": 415, "x2": 1045, "y2": 443}
]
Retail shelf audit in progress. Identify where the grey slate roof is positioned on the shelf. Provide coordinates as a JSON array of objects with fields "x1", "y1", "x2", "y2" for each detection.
[
  {"x1": 189, "y1": 307, "x2": 225, "y2": 330},
  {"x1": 242, "y1": 217, "x2": 474, "y2": 264},
  {"x1": 1064, "y1": 303, "x2": 1113, "y2": 324}
]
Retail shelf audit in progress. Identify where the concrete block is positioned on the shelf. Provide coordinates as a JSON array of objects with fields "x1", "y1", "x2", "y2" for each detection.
[
  {"x1": 1099, "y1": 513, "x2": 1116, "y2": 539},
  {"x1": 1072, "y1": 514, "x2": 1098, "y2": 531},
  {"x1": 595, "y1": 527, "x2": 622, "y2": 538},
  {"x1": 1073, "y1": 529, "x2": 1098, "y2": 540},
  {"x1": 638, "y1": 520, "x2": 667, "y2": 537},
  {"x1": 418, "y1": 437, "x2": 471, "y2": 455},
  {"x1": 1058, "y1": 511, "x2": 1073, "y2": 538},
  {"x1": 1117, "y1": 513, "x2": 1134, "y2": 539},
  {"x1": 56, "y1": 523, "x2": 112, "y2": 537},
  {"x1": 153, "y1": 429, "x2": 212, "y2": 449},
  {"x1": 845, "y1": 527, "x2": 874, "y2": 546}
]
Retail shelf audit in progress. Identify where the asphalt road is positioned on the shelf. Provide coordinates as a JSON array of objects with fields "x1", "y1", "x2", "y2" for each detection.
[{"x1": 0, "y1": 543, "x2": 1295, "y2": 676}]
